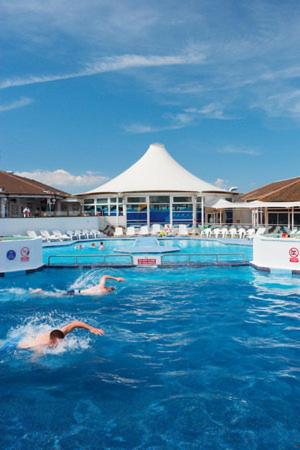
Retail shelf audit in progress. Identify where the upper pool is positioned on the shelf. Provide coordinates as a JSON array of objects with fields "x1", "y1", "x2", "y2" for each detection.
[{"x1": 43, "y1": 238, "x2": 253, "y2": 267}]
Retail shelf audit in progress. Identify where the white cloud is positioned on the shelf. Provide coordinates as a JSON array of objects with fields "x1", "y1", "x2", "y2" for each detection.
[
  {"x1": 218, "y1": 146, "x2": 261, "y2": 156},
  {"x1": 16, "y1": 169, "x2": 107, "y2": 193},
  {"x1": 214, "y1": 178, "x2": 229, "y2": 190},
  {"x1": 0, "y1": 52, "x2": 205, "y2": 90},
  {"x1": 0, "y1": 97, "x2": 33, "y2": 112},
  {"x1": 124, "y1": 103, "x2": 229, "y2": 134}
]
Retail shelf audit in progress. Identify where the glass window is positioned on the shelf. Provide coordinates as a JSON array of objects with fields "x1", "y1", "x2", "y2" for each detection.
[
  {"x1": 84, "y1": 199, "x2": 94, "y2": 204},
  {"x1": 110, "y1": 198, "x2": 117, "y2": 203},
  {"x1": 127, "y1": 204, "x2": 147, "y2": 212},
  {"x1": 173, "y1": 204, "x2": 193, "y2": 211},
  {"x1": 150, "y1": 204, "x2": 169, "y2": 211},
  {"x1": 173, "y1": 196, "x2": 192, "y2": 203},
  {"x1": 150, "y1": 196, "x2": 169, "y2": 203},
  {"x1": 84, "y1": 205, "x2": 95, "y2": 215},
  {"x1": 96, "y1": 198, "x2": 108, "y2": 204},
  {"x1": 96, "y1": 205, "x2": 109, "y2": 216},
  {"x1": 127, "y1": 197, "x2": 146, "y2": 203}
]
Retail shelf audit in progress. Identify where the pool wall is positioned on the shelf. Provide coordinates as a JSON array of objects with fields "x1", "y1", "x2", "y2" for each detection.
[
  {"x1": 252, "y1": 236, "x2": 300, "y2": 273},
  {"x1": 0, "y1": 237, "x2": 43, "y2": 274}
]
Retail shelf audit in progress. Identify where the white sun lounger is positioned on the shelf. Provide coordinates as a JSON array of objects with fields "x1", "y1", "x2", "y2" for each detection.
[
  {"x1": 256, "y1": 227, "x2": 266, "y2": 236},
  {"x1": 139, "y1": 225, "x2": 149, "y2": 236},
  {"x1": 229, "y1": 227, "x2": 238, "y2": 238},
  {"x1": 178, "y1": 224, "x2": 189, "y2": 236},
  {"x1": 52, "y1": 230, "x2": 72, "y2": 241},
  {"x1": 246, "y1": 228, "x2": 256, "y2": 239},
  {"x1": 27, "y1": 230, "x2": 47, "y2": 242},
  {"x1": 114, "y1": 227, "x2": 124, "y2": 237},
  {"x1": 126, "y1": 226, "x2": 136, "y2": 236},
  {"x1": 40, "y1": 230, "x2": 60, "y2": 242},
  {"x1": 238, "y1": 228, "x2": 246, "y2": 238},
  {"x1": 212, "y1": 228, "x2": 221, "y2": 238},
  {"x1": 151, "y1": 224, "x2": 161, "y2": 235}
]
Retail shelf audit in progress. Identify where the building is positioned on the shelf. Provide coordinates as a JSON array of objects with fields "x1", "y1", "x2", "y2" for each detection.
[
  {"x1": 211, "y1": 177, "x2": 300, "y2": 227},
  {"x1": 0, "y1": 171, "x2": 81, "y2": 218},
  {"x1": 79, "y1": 143, "x2": 236, "y2": 227},
  {"x1": 240, "y1": 176, "x2": 300, "y2": 227}
]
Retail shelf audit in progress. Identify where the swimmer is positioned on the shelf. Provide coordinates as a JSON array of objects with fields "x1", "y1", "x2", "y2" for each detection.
[
  {"x1": 99, "y1": 241, "x2": 104, "y2": 250},
  {"x1": 75, "y1": 244, "x2": 83, "y2": 250},
  {"x1": 18, "y1": 320, "x2": 104, "y2": 354},
  {"x1": 91, "y1": 242, "x2": 97, "y2": 248},
  {"x1": 30, "y1": 275, "x2": 125, "y2": 297}
]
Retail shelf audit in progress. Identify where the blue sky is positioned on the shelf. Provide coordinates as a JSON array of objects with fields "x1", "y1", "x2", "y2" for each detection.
[{"x1": 0, "y1": 0, "x2": 300, "y2": 193}]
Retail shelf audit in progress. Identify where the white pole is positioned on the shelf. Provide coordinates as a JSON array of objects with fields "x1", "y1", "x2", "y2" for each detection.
[
  {"x1": 292, "y1": 207, "x2": 294, "y2": 229},
  {"x1": 192, "y1": 195, "x2": 196, "y2": 227},
  {"x1": 146, "y1": 195, "x2": 150, "y2": 228},
  {"x1": 170, "y1": 196, "x2": 173, "y2": 226},
  {"x1": 116, "y1": 195, "x2": 119, "y2": 227},
  {"x1": 201, "y1": 196, "x2": 204, "y2": 226}
]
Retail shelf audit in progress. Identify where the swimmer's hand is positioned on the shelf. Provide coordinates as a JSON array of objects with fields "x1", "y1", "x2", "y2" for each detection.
[
  {"x1": 116, "y1": 277, "x2": 124, "y2": 282},
  {"x1": 90, "y1": 327, "x2": 105, "y2": 335}
]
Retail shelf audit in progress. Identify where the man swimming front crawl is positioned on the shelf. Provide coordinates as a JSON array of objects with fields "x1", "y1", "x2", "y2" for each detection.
[
  {"x1": 18, "y1": 320, "x2": 104, "y2": 353},
  {"x1": 30, "y1": 275, "x2": 125, "y2": 297}
]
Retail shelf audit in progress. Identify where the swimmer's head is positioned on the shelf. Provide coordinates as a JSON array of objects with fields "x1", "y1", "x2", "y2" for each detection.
[
  {"x1": 105, "y1": 286, "x2": 115, "y2": 293},
  {"x1": 49, "y1": 329, "x2": 65, "y2": 347}
]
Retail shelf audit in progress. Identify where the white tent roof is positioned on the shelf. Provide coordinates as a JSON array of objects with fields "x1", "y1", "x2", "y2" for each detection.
[{"x1": 84, "y1": 143, "x2": 229, "y2": 195}]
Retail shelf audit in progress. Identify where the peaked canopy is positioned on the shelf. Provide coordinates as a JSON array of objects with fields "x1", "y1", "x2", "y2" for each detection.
[{"x1": 84, "y1": 143, "x2": 228, "y2": 195}]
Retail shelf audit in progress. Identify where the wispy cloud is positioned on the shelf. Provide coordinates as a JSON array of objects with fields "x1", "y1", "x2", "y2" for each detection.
[
  {"x1": 124, "y1": 102, "x2": 230, "y2": 134},
  {"x1": 0, "y1": 52, "x2": 205, "y2": 90},
  {"x1": 0, "y1": 97, "x2": 33, "y2": 112},
  {"x1": 16, "y1": 169, "x2": 107, "y2": 193},
  {"x1": 218, "y1": 146, "x2": 261, "y2": 156}
]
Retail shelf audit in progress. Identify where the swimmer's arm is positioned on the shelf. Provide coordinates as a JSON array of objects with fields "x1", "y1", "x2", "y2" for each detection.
[
  {"x1": 99, "y1": 275, "x2": 125, "y2": 288},
  {"x1": 61, "y1": 321, "x2": 105, "y2": 336}
]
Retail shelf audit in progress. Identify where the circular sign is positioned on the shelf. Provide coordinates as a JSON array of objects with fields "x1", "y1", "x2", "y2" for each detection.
[
  {"x1": 289, "y1": 247, "x2": 299, "y2": 258},
  {"x1": 6, "y1": 250, "x2": 16, "y2": 261},
  {"x1": 20, "y1": 247, "x2": 30, "y2": 257}
]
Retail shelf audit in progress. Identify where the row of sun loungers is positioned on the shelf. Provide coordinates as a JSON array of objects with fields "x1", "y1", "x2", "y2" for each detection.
[
  {"x1": 113, "y1": 224, "x2": 265, "y2": 238},
  {"x1": 27, "y1": 229, "x2": 103, "y2": 242}
]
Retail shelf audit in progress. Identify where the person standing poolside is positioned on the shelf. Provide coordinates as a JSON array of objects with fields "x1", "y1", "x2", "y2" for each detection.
[
  {"x1": 30, "y1": 275, "x2": 125, "y2": 297},
  {"x1": 18, "y1": 320, "x2": 104, "y2": 354}
]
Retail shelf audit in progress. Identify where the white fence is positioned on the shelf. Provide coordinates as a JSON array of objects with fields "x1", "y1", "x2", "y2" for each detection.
[{"x1": 252, "y1": 236, "x2": 300, "y2": 272}]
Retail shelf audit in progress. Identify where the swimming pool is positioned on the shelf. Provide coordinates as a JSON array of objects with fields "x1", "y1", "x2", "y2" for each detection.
[
  {"x1": 0, "y1": 264, "x2": 299, "y2": 448},
  {"x1": 43, "y1": 238, "x2": 253, "y2": 267}
]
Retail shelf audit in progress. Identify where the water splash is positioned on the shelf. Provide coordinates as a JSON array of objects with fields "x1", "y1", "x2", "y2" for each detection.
[{"x1": 5, "y1": 313, "x2": 92, "y2": 356}]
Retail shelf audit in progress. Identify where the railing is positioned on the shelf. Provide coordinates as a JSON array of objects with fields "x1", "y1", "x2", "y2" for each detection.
[
  {"x1": 47, "y1": 252, "x2": 248, "y2": 267},
  {"x1": 161, "y1": 252, "x2": 248, "y2": 266},
  {"x1": 47, "y1": 253, "x2": 134, "y2": 267}
]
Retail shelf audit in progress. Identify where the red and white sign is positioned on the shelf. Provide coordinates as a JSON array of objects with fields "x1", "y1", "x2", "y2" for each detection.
[
  {"x1": 133, "y1": 256, "x2": 161, "y2": 266},
  {"x1": 20, "y1": 246, "x2": 30, "y2": 262},
  {"x1": 289, "y1": 247, "x2": 299, "y2": 263}
]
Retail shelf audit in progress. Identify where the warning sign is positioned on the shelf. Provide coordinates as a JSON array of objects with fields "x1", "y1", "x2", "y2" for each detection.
[
  {"x1": 133, "y1": 256, "x2": 161, "y2": 266},
  {"x1": 20, "y1": 246, "x2": 30, "y2": 262},
  {"x1": 289, "y1": 247, "x2": 299, "y2": 263}
]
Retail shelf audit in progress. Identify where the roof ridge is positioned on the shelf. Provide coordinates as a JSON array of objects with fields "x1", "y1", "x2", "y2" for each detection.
[
  {"x1": 4, "y1": 171, "x2": 68, "y2": 196},
  {"x1": 258, "y1": 177, "x2": 300, "y2": 200},
  {"x1": 242, "y1": 176, "x2": 300, "y2": 199}
]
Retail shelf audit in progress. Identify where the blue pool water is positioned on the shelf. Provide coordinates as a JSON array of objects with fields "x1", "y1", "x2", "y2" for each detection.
[
  {"x1": 43, "y1": 238, "x2": 253, "y2": 266},
  {"x1": 0, "y1": 265, "x2": 299, "y2": 449}
]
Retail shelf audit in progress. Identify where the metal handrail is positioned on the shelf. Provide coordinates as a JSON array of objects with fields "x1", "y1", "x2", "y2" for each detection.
[
  {"x1": 47, "y1": 252, "x2": 248, "y2": 267},
  {"x1": 161, "y1": 252, "x2": 247, "y2": 265},
  {"x1": 47, "y1": 253, "x2": 134, "y2": 266}
]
